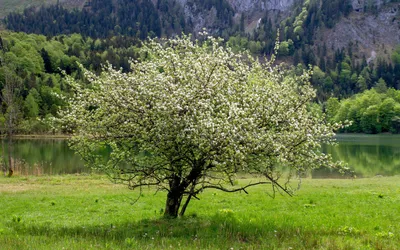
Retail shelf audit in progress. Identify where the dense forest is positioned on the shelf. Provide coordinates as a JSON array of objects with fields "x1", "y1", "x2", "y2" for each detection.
[
  {"x1": 0, "y1": 32, "x2": 143, "y2": 134},
  {"x1": 1, "y1": 0, "x2": 400, "y2": 134},
  {"x1": 5, "y1": 0, "x2": 400, "y2": 100},
  {"x1": 327, "y1": 83, "x2": 400, "y2": 134}
]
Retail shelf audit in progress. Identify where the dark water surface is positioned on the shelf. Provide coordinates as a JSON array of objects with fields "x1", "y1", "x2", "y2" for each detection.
[{"x1": 2, "y1": 134, "x2": 400, "y2": 177}]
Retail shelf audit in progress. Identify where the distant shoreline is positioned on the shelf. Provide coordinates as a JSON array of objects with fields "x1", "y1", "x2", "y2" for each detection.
[{"x1": 1, "y1": 134, "x2": 71, "y2": 139}]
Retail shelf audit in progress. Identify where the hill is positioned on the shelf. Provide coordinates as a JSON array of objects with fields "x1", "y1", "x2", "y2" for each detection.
[
  {"x1": 0, "y1": 0, "x2": 400, "y2": 135},
  {"x1": 0, "y1": 0, "x2": 86, "y2": 19},
  {"x1": 1, "y1": 0, "x2": 400, "y2": 100},
  {"x1": 2, "y1": 0, "x2": 399, "y2": 56}
]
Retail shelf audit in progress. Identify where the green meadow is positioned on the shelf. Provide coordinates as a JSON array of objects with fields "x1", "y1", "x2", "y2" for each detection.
[{"x1": 0, "y1": 174, "x2": 399, "y2": 249}]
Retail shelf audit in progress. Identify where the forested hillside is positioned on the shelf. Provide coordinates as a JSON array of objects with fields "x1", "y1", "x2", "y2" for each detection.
[
  {"x1": 0, "y1": 0, "x2": 400, "y2": 134},
  {"x1": 0, "y1": 0, "x2": 86, "y2": 19},
  {"x1": 4, "y1": 0, "x2": 400, "y2": 99},
  {"x1": 0, "y1": 32, "x2": 142, "y2": 134}
]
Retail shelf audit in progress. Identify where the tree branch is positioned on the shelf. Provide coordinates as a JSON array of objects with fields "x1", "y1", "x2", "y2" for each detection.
[
  {"x1": 264, "y1": 173, "x2": 293, "y2": 197},
  {"x1": 198, "y1": 181, "x2": 271, "y2": 194}
]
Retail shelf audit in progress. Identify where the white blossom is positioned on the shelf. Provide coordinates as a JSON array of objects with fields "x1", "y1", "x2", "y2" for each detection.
[{"x1": 61, "y1": 35, "x2": 347, "y2": 217}]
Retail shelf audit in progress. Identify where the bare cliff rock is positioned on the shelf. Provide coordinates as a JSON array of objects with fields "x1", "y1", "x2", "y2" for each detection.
[
  {"x1": 227, "y1": 0, "x2": 295, "y2": 13},
  {"x1": 321, "y1": 2, "x2": 400, "y2": 60},
  {"x1": 174, "y1": 0, "x2": 297, "y2": 34},
  {"x1": 352, "y1": 0, "x2": 392, "y2": 12}
]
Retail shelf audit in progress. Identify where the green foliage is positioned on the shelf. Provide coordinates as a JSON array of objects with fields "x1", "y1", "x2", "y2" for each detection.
[
  {"x1": 278, "y1": 39, "x2": 294, "y2": 56},
  {"x1": 3, "y1": 0, "x2": 400, "y2": 106},
  {"x1": 334, "y1": 89, "x2": 400, "y2": 133},
  {"x1": 293, "y1": 26, "x2": 304, "y2": 37},
  {"x1": 227, "y1": 35, "x2": 248, "y2": 53},
  {"x1": 374, "y1": 78, "x2": 388, "y2": 94},
  {"x1": 357, "y1": 75, "x2": 367, "y2": 92},
  {"x1": 0, "y1": 31, "x2": 142, "y2": 134},
  {"x1": 360, "y1": 105, "x2": 381, "y2": 134},
  {"x1": 325, "y1": 97, "x2": 340, "y2": 123},
  {"x1": 379, "y1": 98, "x2": 399, "y2": 131},
  {"x1": 248, "y1": 40, "x2": 262, "y2": 54},
  {"x1": 392, "y1": 46, "x2": 400, "y2": 65},
  {"x1": 5, "y1": 0, "x2": 235, "y2": 39},
  {"x1": 24, "y1": 89, "x2": 40, "y2": 118}
]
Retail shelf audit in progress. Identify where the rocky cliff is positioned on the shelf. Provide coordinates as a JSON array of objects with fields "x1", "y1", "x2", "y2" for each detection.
[
  {"x1": 227, "y1": 0, "x2": 295, "y2": 13},
  {"x1": 351, "y1": 0, "x2": 393, "y2": 11},
  {"x1": 322, "y1": 2, "x2": 400, "y2": 60},
  {"x1": 174, "y1": 0, "x2": 298, "y2": 34}
]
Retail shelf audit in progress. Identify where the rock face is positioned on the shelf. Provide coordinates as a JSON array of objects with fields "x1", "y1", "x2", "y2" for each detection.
[
  {"x1": 351, "y1": 0, "x2": 392, "y2": 11},
  {"x1": 352, "y1": 0, "x2": 365, "y2": 11},
  {"x1": 227, "y1": 0, "x2": 295, "y2": 13},
  {"x1": 184, "y1": 4, "x2": 219, "y2": 34},
  {"x1": 323, "y1": 3, "x2": 400, "y2": 56},
  {"x1": 173, "y1": 0, "x2": 223, "y2": 34},
  {"x1": 175, "y1": 0, "x2": 297, "y2": 34},
  {"x1": 176, "y1": 0, "x2": 295, "y2": 13}
]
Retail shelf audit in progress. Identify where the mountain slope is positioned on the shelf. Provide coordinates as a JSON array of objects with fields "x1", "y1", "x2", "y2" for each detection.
[
  {"x1": 1, "y1": 0, "x2": 400, "y2": 96},
  {"x1": 321, "y1": 3, "x2": 400, "y2": 57},
  {"x1": 0, "y1": 0, "x2": 86, "y2": 19},
  {"x1": 2, "y1": 0, "x2": 399, "y2": 58}
]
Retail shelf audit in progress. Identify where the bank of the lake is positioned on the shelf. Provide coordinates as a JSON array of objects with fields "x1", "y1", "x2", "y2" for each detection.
[
  {"x1": 1, "y1": 174, "x2": 399, "y2": 249},
  {"x1": 10, "y1": 134, "x2": 71, "y2": 139}
]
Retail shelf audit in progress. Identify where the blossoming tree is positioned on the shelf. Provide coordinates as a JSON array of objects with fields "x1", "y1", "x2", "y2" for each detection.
[{"x1": 63, "y1": 35, "x2": 343, "y2": 217}]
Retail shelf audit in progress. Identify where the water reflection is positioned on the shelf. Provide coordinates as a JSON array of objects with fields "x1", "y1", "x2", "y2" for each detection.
[
  {"x1": 316, "y1": 134, "x2": 400, "y2": 178},
  {"x1": 2, "y1": 135, "x2": 400, "y2": 177},
  {"x1": 1, "y1": 139, "x2": 86, "y2": 175}
]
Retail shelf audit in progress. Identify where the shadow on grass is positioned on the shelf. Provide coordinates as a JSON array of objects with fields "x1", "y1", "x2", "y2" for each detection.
[{"x1": 7, "y1": 212, "x2": 341, "y2": 248}]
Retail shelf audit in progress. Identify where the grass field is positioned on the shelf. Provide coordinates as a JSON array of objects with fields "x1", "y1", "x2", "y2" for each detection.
[{"x1": 1, "y1": 174, "x2": 399, "y2": 249}]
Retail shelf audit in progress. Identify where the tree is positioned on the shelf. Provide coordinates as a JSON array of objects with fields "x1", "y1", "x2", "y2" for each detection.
[
  {"x1": 0, "y1": 67, "x2": 22, "y2": 177},
  {"x1": 325, "y1": 97, "x2": 340, "y2": 123},
  {"x1": 357, "y1": 75, "x2": 367, "y2": 92},
  {"x1": 374, "y1": 78, "x2": 387, "y2": 94},
  {"x1": 360, "y1": 105, "x2": 381, "y2": 134},
  {"x1": 378, "y1": 98, "x2": 398, "y2": 132},
  {"x1": 392, "y1": 46, "x2": 400, "y2": 65},
  {"x1": 24, "y1": 88, "x2": 41, "y2": 118},
  {"x1": 277, "y1": 40, "x2": 294, "y2": 57},
  {"x1": 63, "y1": 35, "x2": 344, "y2": 218},
  {"x1": 311, "y1": 66, "x2": 327, "y2": 101},
  {"x1": 41, "y1": 48, "x2": 53, "y2": 73}
]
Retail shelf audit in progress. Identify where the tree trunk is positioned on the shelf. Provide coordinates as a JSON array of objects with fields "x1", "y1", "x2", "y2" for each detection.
[
  {"x1": 1, "y1": 68, "x2": 20, "y2": 177},
  {"x1": 164, "y1": 175, "x2": 184, "y2": 218},
  {"x1": 7, "y1": 136, "x2": 13, "y2": 177},
  {"x1": 179, "y1": 194, "x2": 192, "y2": 217},
  {"x1": 179, "y1": 181, "x2": 197, "y2": 216},
  {"x1": 163, "y1": 166, "x2": 203, "y2": 218},
  {"x1": 1, "y1": 139, "x2": 6, "y2": 176},
  {"x1": 164, "y1": 190, "x2": 183, "y2": 218}
]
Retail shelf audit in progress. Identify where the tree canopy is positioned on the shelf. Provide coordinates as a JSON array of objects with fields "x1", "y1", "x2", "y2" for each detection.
[
  {"x1": 328, "y1": 87, "x2": 400, "y2": 134},
  {"x1": 63, "y1": 35, "x2": 345, "y2": 218}
]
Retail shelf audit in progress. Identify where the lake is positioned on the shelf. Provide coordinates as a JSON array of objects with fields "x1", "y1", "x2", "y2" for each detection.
[
  {"x1": 1, "y1": 134, "x2": 400, "y2": 177},
  {"x1": 0, "y1": 139, "x2": 85, "y2": 175},
  {"x1": 316, "y1": 134, "x2": 400, "y2": 178}
]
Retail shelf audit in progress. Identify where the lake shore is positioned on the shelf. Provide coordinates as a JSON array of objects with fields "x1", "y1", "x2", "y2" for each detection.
[
  {"x1": 1, "y1": 134, "x2": 71, "y2": 139},
  {"x1": 1, "y1": 174, "x2": 399, "y2": 249}
]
